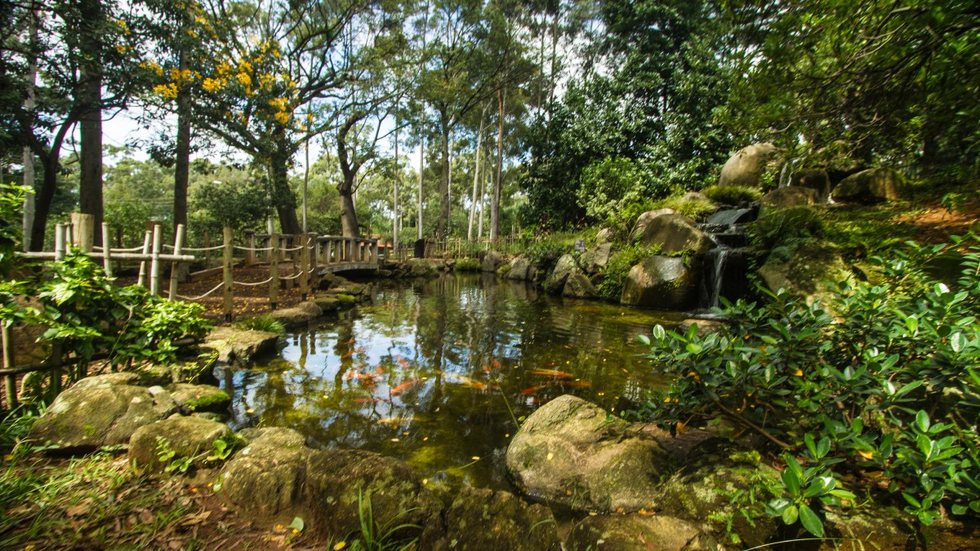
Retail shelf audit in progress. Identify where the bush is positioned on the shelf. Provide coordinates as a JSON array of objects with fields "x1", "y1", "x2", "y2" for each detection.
[
  {"x1": 595, "y1": 243, "x2": 661, "y2": 301},
  {"x1": 577, "y1": 157, "x2": 669, "y2": 226},
  {"x1": 748, "y1": 206, "x2": 824, "y2": 249},
  {"x1": 634, "y1": 235, "x2": 980, "y2": 535},
  {"x1": 657, "y1": 194, "x2": 717, "y2": 220},
  {"x1": 701, "y1": 184, "x2": 762, "y2": 205},
  {"x1": 454, "y1": 258, "x2": 481, "y2": 272},
  {"x1": 234, "y1": 315, "x2": 286, "y2": 334}
]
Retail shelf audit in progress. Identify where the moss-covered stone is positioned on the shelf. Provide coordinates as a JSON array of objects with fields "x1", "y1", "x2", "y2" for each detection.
[
  {"x1": 422, "y1": 487, "x2": 560, "y2": 550},
  {"x1": 128, "y1": 415, "x2": 233, "y2": 473},
  {"x1": 757, "y1": 239, "x2": 853, "y2": 307},
  {"x1": 566, "y1": 514, "x2": 718, "y2": 551},
  {"x1": 203, "y1": 326, "x2": 280, "y2": 364},
  {"x1": 169, "y1": 383, "x2": 230, "y2": 413}
]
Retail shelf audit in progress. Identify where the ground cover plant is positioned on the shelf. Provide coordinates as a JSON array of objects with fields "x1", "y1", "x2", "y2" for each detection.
[{"x1": 635, "y1": 234, "x2": 980, "y2": 537}]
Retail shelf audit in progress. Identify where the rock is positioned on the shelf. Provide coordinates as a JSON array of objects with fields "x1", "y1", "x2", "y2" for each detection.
[
  {"x1": 169, "y1": 383, "x2": 230, "y2": 414},
  {"x1": 405, "y1": 258, "x2": 437, "y2": 277},
  {"x1": 563, "y1": 270, "x2": 596, "y2": 299},
  {"x1": 28, "y1": 375, "x2": 178, "y2": 452},
  {"x1": 655, "y1": 440, "x2": 780, "y2": 547},
  {"x1": 718, "y1": 143, "x2": 781, "y2": 187},
  {"x1": 761, "y1": 186, "x2": 819, "y2": 210},
  {"x1": 128, "y1": 415, "x2": 234, "y2": 472},
  {"x1": 681, "y1": 191, "x2": 709, "y2": 202},
  {"x1": 790, "y1": 168, "x2": 832, "y2": 201},
  {"x1": 305, "y1": 448, "x2": 442, "y2": 541},
  {"x1": 628, "y1": 208, "x2": 676, "y2": 241},
  {"x1": 203, "y1": 326, "x2": 280, "y2": 364},
  {"x1": 331, "y1": 281, "x2": 370, "y2": 296},
  {"x1": 567, "y1": 514, "x2": 717, "y2": 551},
  {"x1": 220, "y1": 427, "x2": 313, "y2": 519},
  {"x1": 424, "y1": 487, "x2": 560, "y2": 551},
  {"x1": 705, "y1": 207, "x2": 755, "y2": 226},
  {"x1": 269, "y1": 301, "x2": 322, "y2": 328},
  {"x1": 821, "y1": 511, "x2": 978, "y2": 551},
  {"x1": 831, "y1": 167, "x2": 903, "y2": 203},
  {"x1": 506, "y1": 395, "x2": 666, "y2": 513},
  {"x1": 595, "y1": 228, "x2": 615, "y2": 244},
  {"x1": 620, "y1": 256, "x2": 696, "y2": 310},
  {"x1": 544, "y1": 254, "x2": 579, "y2": 294},
  {"x1": 580, "y1": 243, "x2": 612, "y2": 275},
  {"x1": 757, "y1": 241, "x2": 853, "y2": 306},
  {"x1": 678, "y1": 318, "x2": 726, "y2": 335},
  {"x1": 482, "y1": 251, "x2": 505, "y2": 273},
  {"x1": 507, "y1": 256, "x2": 532, "y2": 281},
  {"x1": 318, "y1": 273, "x2": 348, "y2": 290},
  {"x1": 313, "y1": 295, "x2": 341, "y2": 312},
  {"x1": 633, "y1": 213, "x2": 712, "y2": 255}
]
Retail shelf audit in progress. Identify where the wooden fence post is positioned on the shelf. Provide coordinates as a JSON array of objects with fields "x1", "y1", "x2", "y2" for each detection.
[
  {"x1": 54, "y1": 223, "x2": 65, "y2": 261},
  {"x1": 149, "y1": 224, "x2": 163, "y2": 296},
  {"x1": 169, "y1": 224, "x2": 185, "y2": 300},
  {"x1": 244, "y1": 230, "x2": 256, "y2": 265},
  {"x1": 203, "y1": 229, "x2": 212, "y2": 267},
  {"x1": 222, "y1": 226, "x2": 233, "y2": 321},
  {"x1": 2, "y1": 324, "x2": 17, "y2": 410},
  {"x1": 137, "y1": 230, "x2": 152, "y2": 287},
  {"x1": 269, "y1": 231, "x2": 279, "y2": 309},
  {"x1": 101, "y1": 222, "x2": 113, "y2": 276},
  {"x1": 309, "y1": 233, "x2": 319, "y2": 291},
  {"x1": 299, "y1": 234, "x2": 310, "y2": 300}
]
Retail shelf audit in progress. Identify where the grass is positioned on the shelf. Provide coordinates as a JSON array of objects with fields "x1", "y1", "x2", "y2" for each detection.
[
  {"x1": 701, "y1": 184, "x2": 763, "y2": 205},
  {"x1": 655, "y1": 193, "x2": 717, "y2": 220},
  {"x1": 454, "y1": 257, "x2": 481, "y2": 272},
  {"x1": 330, "y1": 488, "x2": 421, "y2": 551},
  {"x1": 233, "y1": 314, "x2": 286, "y2": 334}
]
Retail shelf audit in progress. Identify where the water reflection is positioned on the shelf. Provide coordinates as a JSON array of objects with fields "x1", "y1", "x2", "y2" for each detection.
[{"x1": 217, "y1": 274, "x2": 685, "y2": 490}]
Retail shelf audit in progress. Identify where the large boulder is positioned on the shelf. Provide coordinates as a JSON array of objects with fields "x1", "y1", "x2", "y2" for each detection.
[
  {"x1": 507, "y1": 256, "x2": 532, "y2": 281},
  {"x1": 482, "y1": 251, "x2": 505, "y2": 273},
  {"x1": 128, "y1": 415, "x2": 234, "y2": 472},
  {"x1": 655, "y1": 440, "x2": 780, "y2": 548},
  {"x1": 305, "y1": 448, "x2": 443, "y2": 541},
  {"x1": 632, "y1": 213, "x2": 713, "y2": 256},
  {"x1": 423, "y1": 487, "x2": 561, "y2": 551},
  {"x1": 269, "y1": 301, "x2": 322, "y2": 328},
  {"x1": 543, "y1": 254, "x2": 579, "y2": 294},
  {"x1": 757, "y1": 241, "x2": 853, "y2": 306},
  {"x1": 405, "y1": 258, "x2": 437, "y2": 277},
  {"x1": 620, "y1": 256, "x2": 696, "y2": 310},
  {"x1": 220, "y1": 428, "x2": 313, "y2": 519},
  {"x1": 831, "y1": 167, "x2": 903, "y2": 203},
  {"x1": 28, "y1": 374, "x2": 178, "y2": 452},
  {"x1": 761, "y1": 186, "x2": 820, "y2": 210},
  {"x1": 203, "y1": 326, "x2": 280, "y2": 364},
  {"x1": 168, "y1": 383, "x2": 230, "y2": 414},
  {"x1": 506, "y1": 395, "x2": 667, "y2": 513},
  {"x1": 628, "y1": 208, "x2": 675, "y2": 241},
  {"x1": 820, "y1": 511, "x2": 977, "y2": 551},
  {"x1": 595, "y1": 228, "x2": 615, "y2": 244},
  {"x1": 566, "y1": 514, "x2": 717, "y2": 551},
  {"x1": 563, "y1": 270, "x2": 597, "y2": 299},
  {"x1": 580, "y1": 242, "x2": 612, "y2": 275},
  {"x1": 718, "y1": 143, "x2": 781, "y2": 187}
]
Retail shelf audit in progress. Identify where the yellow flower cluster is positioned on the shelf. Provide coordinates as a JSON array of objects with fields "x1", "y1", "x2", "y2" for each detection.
[
  {"x1": 140, "y1": 61, "x2": 165, "y2": 77},
  {"x1": 153, "y1": 83, "x2": 179, "y2": 100}
]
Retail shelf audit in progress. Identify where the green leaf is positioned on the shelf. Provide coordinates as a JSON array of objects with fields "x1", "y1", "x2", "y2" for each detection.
[
  {"x1": 781, "y1": 504, "x2": 799, "y2": 525},
  {"x1": 288, "y1": 516, "x2": 305, "y2": 532},
  {"x1": 782, "y1": 465, "x2": 801, "y2": 496},
  {"x1": 915, "y1": 410, "x2": 930, "y2": 432},
  {"x1": 652, "y1": 325, "x2": 666, "y2": 340},
  {"x1": 798, "y1": 504, "x2": 824, "y2": 538}
]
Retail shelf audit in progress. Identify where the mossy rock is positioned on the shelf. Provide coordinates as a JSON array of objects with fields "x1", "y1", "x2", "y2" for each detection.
[
  {"x1": 203, "y1": 326, "x2": 280, "y2": 364},
  {"x1": 422, "y1": 487, "x2": 560, "y2": 550},
  {"x1": 169, "y1": 383, "x2": 230, "y2": 413},
  {"x1": 757, "y1": 239, "x2": 853, "y2": 307},
  {"x1": 269, "y1": 301, "x2": 322, "y2": 328},
  {"x1": 654, "y1": 439, "x2": 780, "y2": 548},
  {"x1": 219, "y1": 427, "x2": 313, "y2": 520},
  {"x1": 128, "y1": 415, "x2": 234, "y2": 473},
  {"x1": 566, "y1": 514, "x2": 718, "y2": 551}
]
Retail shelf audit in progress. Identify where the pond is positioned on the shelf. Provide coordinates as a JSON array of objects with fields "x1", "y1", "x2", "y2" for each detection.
[{"x1": 216, "y1": 273, "x2": 688, "y2": 491}]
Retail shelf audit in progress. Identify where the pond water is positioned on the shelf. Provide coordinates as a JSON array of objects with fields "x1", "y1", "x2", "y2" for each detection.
[{"x1": 216, "y1": 273, "x2": 687, "y2": 491}]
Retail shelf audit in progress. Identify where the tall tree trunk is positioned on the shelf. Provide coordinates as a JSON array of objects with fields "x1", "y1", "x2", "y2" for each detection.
[
  {"x1": 478, "y1": 137, "x2": 488, "y2": 239},
  {"x1": 173, "y1": 56, "x2": 191, "y2": 233},
  {"x1": 548, "y1": 5, "x2": 560, "y2": 113},
  {"x1": 79, "y1": 0, "x2": 104, "y2": 243},
  {"x1": 22, "y1": 9, "x2": 37, "y2": 251},
  {"x1": 269, "y1": 152, "x2": 301, "y2": 235},
  {"x1": 417, "y1": 133, "x2": 424, "y2": 240},
  {"x1": 393, "y1": 114, "x2": 399, "y2": 251},
  {"x1": 29, "y1": 118, "x2": 73, "y2": 251},
  {"x1": 338, "y1": 173, "x2": 359, "y2": 237},
  {"x1": 437, "y1": 117, "x2": 450, "y2": 239},
  {"x1": 467, "y1": 108, "x2": 485, "y2": 241},
  {"x1": 490, "y1": 89, "x2": 505, "y2": 242}
]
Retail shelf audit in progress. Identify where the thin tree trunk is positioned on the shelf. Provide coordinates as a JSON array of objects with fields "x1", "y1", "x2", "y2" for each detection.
[
  {"x1": 548, "y1": 6, "x2": 560, "y2": 112},
  {"x1": 22, "y1": 9, "x2": 37, "y2": 251},
  {"x1": 417, "y1": 133, "x2": 424, "y2": 240},
  {"x1": 490, "y1": 89, "x2": 505, "y2": 242},
  {"x1": 393, "y1": 114, "x2": 399, "y2": 251},
  {"x1": 467, "y1": 108, "x2": 485, "y2": 241},
  {"x1": 79, "y1": 0, "x2": 104, "y2": 243},
  {"x1": 174, "y1": 54, "x2": 191, "y2": 233},
  {"x1": 478, "y1": 137, "x2": 488, "y2": 240},
  {"x1": 437, "y1": 118, "x2": 450, "y2": 239},
  {"x1": 270, "y1": 153, "x2": 301, "y2": 235},
  {"x1": 339, "y1": 174, "x2": 359, "y2": 237}
]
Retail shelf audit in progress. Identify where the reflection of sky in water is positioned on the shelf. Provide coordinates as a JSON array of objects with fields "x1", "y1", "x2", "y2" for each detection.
[{"x1": 217, "y1": 274, "x2": 685, "y2": 490}]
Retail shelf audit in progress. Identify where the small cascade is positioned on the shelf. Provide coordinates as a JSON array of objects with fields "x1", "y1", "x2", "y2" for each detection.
[{"x1": 697, "y1": 207, "x2": 757, "y2": 309}]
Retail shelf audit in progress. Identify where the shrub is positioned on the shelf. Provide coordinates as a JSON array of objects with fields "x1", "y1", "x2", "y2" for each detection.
[
  {"x1": 748, "y1": 206, "x2": 824, "y2": 250},
  {"x1": 595, "y1": 243, "x2": 661, "y2": 301},
  {"x1": 454, "y1": 258, "x2": 481, "y2": 272},
  {"x1": 657, "y1": 194, "x2": 716, "y2": 220},
  {"x1": 234, "y1": 314, "x2": 286, "y2": 335},
  {"x1": 577, "y1": 157, "x2": 668, "y2": 226},
  {"x1": 634, "y1": 235, "x2": 980, "y2": 536},
  {"x1": 701, "y1": 184, "x2": 762, "y2": 205}
]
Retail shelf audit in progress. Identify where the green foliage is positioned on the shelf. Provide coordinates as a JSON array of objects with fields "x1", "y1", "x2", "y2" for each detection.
[
  {"x1": 336, "y1": 488, "x2": 420, "y2": 551},
  {"x1": 656, "y1": 194, "x2": 716, "y2": 221},
  {"x1": 635, "y1": 235, "x2": 980, "y2": 533},
  {"x1": 234, "y1": 315, "x2": 286, "y2": 335},
  {"x1": 748, "y1": 207, "x2": 825, "y2": 250},
  {"x1": 701, "y1": 185, "x2": 762, "y2": 206},
  {"x1": 595, "y1": 243, "x2": 661, "y2": 301},
  {"x1": 576, "y1": 157, "x2": 669, "y2": 226},
  {"x1": 454, "y1": 258, "x2": 481, "y2": 272},
  {"x1": 0, "y1": 405, "x2": 42, "y2": 456},
  {"x1": 190, "y1": 176, "x2": 271, "y2": 235},
  {"x1": 0, "y1": 182, "x2": 26, "y2": 273}
]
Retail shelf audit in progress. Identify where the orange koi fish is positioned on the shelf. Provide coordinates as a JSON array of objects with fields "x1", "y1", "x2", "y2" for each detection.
[
  {"x1": 390, "y1": 379, "x2": 421, "y2": 396},
  {"x1": 530, "y1": 368, "x2": 575, "y2": 379}
]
